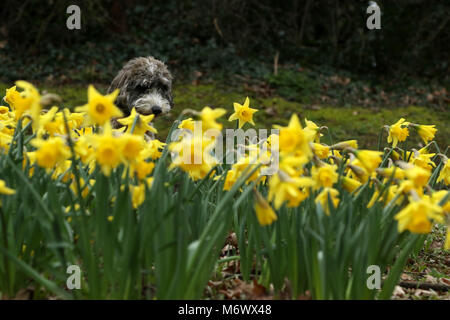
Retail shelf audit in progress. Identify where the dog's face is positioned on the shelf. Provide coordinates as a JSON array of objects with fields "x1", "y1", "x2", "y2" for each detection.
[{"x1": 108, "y1": 57, "x2": 173, "y2": 117}]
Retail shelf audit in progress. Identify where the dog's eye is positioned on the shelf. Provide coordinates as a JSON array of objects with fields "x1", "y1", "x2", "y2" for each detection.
[
  {"x1": 135, "y1": 84, "x2": 149, "y2": 92},
  {"x1": 158, "y1": 83, "x2": 169, "y2": 91}
]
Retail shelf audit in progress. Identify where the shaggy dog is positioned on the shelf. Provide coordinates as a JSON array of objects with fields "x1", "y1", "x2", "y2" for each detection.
[{"x1": 108, "y1": 56, "x2": 173, "y2": 130}]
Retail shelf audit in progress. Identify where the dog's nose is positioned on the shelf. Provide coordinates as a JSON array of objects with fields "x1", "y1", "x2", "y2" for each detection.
[{"x1": 151, "y1": 105, "x2": 162, "y2": 115}]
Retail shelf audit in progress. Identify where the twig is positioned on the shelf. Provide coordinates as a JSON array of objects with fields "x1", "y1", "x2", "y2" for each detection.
[
  {"x1": 273, "y1": 51, "x2": 279, "y2": 76},
  {"x1": 397, "y1": 281, "x2": 450, "y2": 292}
]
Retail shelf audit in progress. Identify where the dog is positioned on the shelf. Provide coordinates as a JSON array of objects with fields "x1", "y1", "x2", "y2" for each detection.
[{"x1": 108, "y1": 56, "x2": 173, "y2": 131}]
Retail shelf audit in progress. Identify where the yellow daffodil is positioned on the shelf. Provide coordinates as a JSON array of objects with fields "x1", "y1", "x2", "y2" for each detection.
[
  {"x1": 411, "y1": 152, "x2": 435, "y2": 171},
  {"x1": 315, "y1": 187, "x2": 340, "y2": 215},
  {"x1": 0, "y1": 179, "x2": 15, "y2": 195},
  {"x1": 141, "y1": 139, "x2": 166, "y2": 160},
  {"x1": 121, "y1": 133, "x2": 144, "y2": 162},
  {"x1": 132, "y1": 159, "x2": 155, "y2": 180},
  {"x1": 404, "y1": 164, "x2": 430, "y2": 188},
  {"x1": 199, "y1": 106, "x2": 226, "y2": 131},
  {"x1": 313, "y1": 143, "x2": 329, "y2": 159},
  {"x1": 367, "y1": 185, "x2": 401, "y2": 208},
  {"x1": 254, "y1": 191, "x2": 277, "y2": 226},
  {"x1": 169, "y1": 135, "x2": 217, "y2": 180},
  {"x1": 89, "y1": 123, "x2": 125, "y2": 176},
  {"x1": 76, "y1": 85, "x2": 122, "y2": 126},
  {"x1": 304, "y1": 118, "x2": 322, "y2": 143},
  {"x1": 4, "y1": 86, "x2": 21, "y2": 107},
  {"x1": 131, "y1": 184, "x2": 146, "y2": 209},
  {"x1": 331, "y1": 140, "x2": 358, "y2": 150},
  {"x1": 341, "y1": 176, "x2": 362, "y2": 193},
  {"x1": 311, "y1": 163, "x2": 338, "y2": 189},
  {"x1": 231, "y1": 156, "x2": 261, "y2": 185},
  {"x1": 32, "y1": 136, "x2": 71, "y2": 170},
  {"x1": 12, "y1": 81, "x2": 42, "y2": 131},
  {"x1": 222, "y1": 169, "x2": 238, "y2": 191},
  {"x1": 117, "y1": 107, "x2": 157, "y2": 136},
  {"x1": 395, "y1": 196, "x2": 443, "y2": 234},
  {"x1": 268, "y1": 170, "x2": 314, "y2": 209},
  {"x1": 228, "y1": 97, "x2": 258, "y2": 129},
  {"x1": 70, "y1": 178, "x2": 94, "y2": 198},
  {"x1": 437, "y1": 159, "x2": 449, "y2": 185},
  {"x1": 355, "y1": 150, "x2": 382, "y2": 174},
  {"x1": 376, "y1": 166, "x2": 406, "y2": 180},
  {"x1": 52, "y1": 160, "x2": 74, "y2": 182},
  {"x1": 274, "y1": 114, "x2": 313, "y2": 157},
  {"x1": 74, "y1": 135, "x2": 95, "y2": 164},
  {"x1": 431, "y1": 190, "x2": 449, "y2": 213},
  {"x1": 417, "y1": 125, "x2": 437, "y2": 144},
  {"x1": 178, "y1": 118, "x2": 195, "y2": 132},
  {"x1": 387, "y1": 118, "x2": 409, "y2": 148}
]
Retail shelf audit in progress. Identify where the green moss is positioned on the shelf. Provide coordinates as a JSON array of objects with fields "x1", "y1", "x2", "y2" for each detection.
[{"x1": 1, "y1": 82, "x2": 448, "y2": 150}]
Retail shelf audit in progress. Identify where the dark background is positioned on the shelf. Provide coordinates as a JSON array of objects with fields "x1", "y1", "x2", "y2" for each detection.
[{"x1": 1, "y1": 0, "x2": 449, "y2": 83}]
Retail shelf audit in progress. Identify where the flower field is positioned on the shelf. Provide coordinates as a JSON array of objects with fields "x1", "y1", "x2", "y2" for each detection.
[{"x1": 0, "y1": 81, "x2": 448, "y2": 299}]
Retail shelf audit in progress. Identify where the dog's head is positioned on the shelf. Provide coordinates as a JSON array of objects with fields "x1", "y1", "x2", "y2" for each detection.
[{"x1": 108, "y1": 56, "x2": 173, "y2": 117}]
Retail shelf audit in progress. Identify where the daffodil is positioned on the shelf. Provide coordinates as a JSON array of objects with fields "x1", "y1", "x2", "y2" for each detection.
[
  {"x1": 231, "y1": 156, "x2": 261, "y2": 185},
  {"x1": 0, "y1": 179, "x2": 15, "y2": 195},
  {"x1": 12, "y1": 81, "x2": 42, "y2": 131},
  {"x1": 132, "y1": 159, "x2": 155, "y2": 180},
  {"x1": 228, "y1": 97, "x2": 258, "y2": 129},
  {"x1": 4, "y1": 86, "x2": 21, "y2": 107},
  {"x1": 121, "y1": 133, "x2": 144, "y2": 162},
  {"x1": 341, "y1": 176, "x2": 362, "y2": 193},
  {"x1": 355, "y1": 150, "x2": 382, "y2": 174},
  {"x1": 76, "y1": 85, "x2": 122, "y2": 126},
  {"x1": 376, "y1": 166, "x2": 405, "y2": 180},
  {"x1": 367, "y1": 185, "x2": 401, "y2": 208},
  {"x1": 199, "y1": 106, "x2": 226, "y2": 131},
  {"x1": 431, "y1": 190, "x2": 450, "y2": 213},
  {"x1": 445, "y1": 228, "x2": 450, "y2": 251},
  {"x1": 222, "y1": 169, "x2": 238, "y2": 191},
  {"x1": 178, "y1": 118, "x2": 195, "y2": 132},
  {"x1": 268, "y1": 170, "x2": 314, "y2": 209},
  {"x1": 32, "y1": 136, "x2": 71, "y2": 170},
  {"x1": 347, "y1": 160, "x2": 371, "y2": 183},
  {"x1": 387, "y1": 118, "x2": 409, "y2": 148},
  {"x1": 254, "y1": 191, "x2": 277, "y2": 226},
  {"x1": 437, "y1": 159, "x2": 450, "y2": 185},
  {"x1": 417, "y1": 125, "x2": 437, "y2": 144},
  {"x1": 89, "y1": 123, "x2": 125, "y2": 176},
  {"x1": 52, "y1": 160, "x2": 74, "y2": 182},
  {"x1": 304, "y1": 118, "x2": 322, "y2": 143},
  {"x1": 70, "y1": 178, "x2": 94, "y2": 198},
  {"x1": 315, "y1": 187, "x2": 340, "y2": 215},
  {"x1": 311, "y1": 163, "x2": 338, "y2": 189},
  {"x1": 395, "y1": 196, "x2": 443, "y2": 234},
  {"x1": 117, "y1": 107, "x2": 157, "y2": 136},
  {"x1": 410, "y1": 152, "x2": 435, "y2": 171},
  {"x1": 331, "y1": 140, "x2": 358, "y2": 150},
  {"x1": 0, "y1": 132, "x2": 13, "y2": 153},
  {"x1": 141, "y1": 139, "x2": 166, "y2": 160},
  {"x1": 131, "y1": 184, "x2": 146, "y2": 209},
  {"x1": 274, "y1": 114, "x2": 313, "y2": 157},
  {"x1": 74, "y1": 135, "x2": 95, "y2": 164},
  {"x1": 169, "y1": 135, "x2": 217, "y2": 180},
  {"x1": 404, "y1": 164, "x2": 430, "y2": 188},
  {"x1": 313, "y1": 143, "x2": 329, "y2": 159}
]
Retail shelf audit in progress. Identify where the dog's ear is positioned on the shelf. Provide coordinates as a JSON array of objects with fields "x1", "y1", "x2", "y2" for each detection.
[
  {"x1": 115, "y1": 92, "x2": 130, "y2": 116},
  {"x1": 109, "y1": 69, "x2": 131, "y2": 116}
]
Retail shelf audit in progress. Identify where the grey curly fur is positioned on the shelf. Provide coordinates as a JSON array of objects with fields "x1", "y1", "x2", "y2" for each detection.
[{"x1": 107, "y1": 56, "x2": 173, "y2": 131}]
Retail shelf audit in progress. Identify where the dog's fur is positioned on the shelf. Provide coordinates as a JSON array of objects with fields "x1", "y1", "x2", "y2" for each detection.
[{"x1": 108, "y1": 56, "x2": 173, "y2": 128}]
